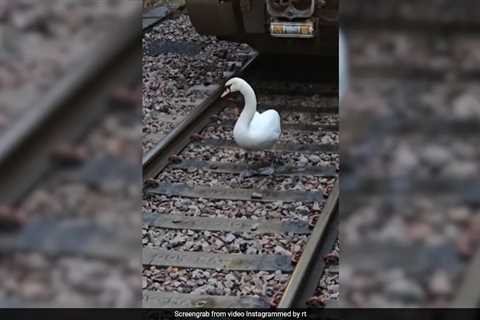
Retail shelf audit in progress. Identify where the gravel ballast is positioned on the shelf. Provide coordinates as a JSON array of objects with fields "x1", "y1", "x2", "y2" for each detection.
[
  {"x1": 142, "y1": 13, "x2": 255, "y2": 153},
  {"x1": 144, "y1": 195, "x2": 324, "y2": 223},
  {"x1": 202, "y1": 127, "x2": 338, "y2": 145},
  {"x1": 144, "y1": 266, "x2": 290, "y2": 298},
  {"x1": 143, "y1": 228, "x2": 308, "y2": 256},
  {"x1": 180, "y1": 144, "x2": 339, "y2": 169}
]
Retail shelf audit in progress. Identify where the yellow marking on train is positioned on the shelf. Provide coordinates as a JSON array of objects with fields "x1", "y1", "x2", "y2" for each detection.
[{"x1": 270, "y1": 21, "x2": 314, "y2": 38}]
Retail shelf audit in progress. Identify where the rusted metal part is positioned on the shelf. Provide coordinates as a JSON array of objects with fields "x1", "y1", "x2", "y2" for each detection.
[
  {"x1": 143, "y1": 54, "x2": 257, "y2": 180},
  {"x1": 278, "y1": 180, "x2": 339, "y2": 307},
  {"x1": 215, "y1": 120, "x2": 339, "y2": 132},
  {"x1": 143, "y1": 247, "x2": 294, "y2": 271},
  {"x1": 145, "y1": 182, "x2": 328, "y2": 202},
  {"x1": 144, "y1": 212, "x2": 312, "y2": 234},
  {"x1": 0, "y1": 10, "x2": 141, "y2": 206},
  {"x1": 170, "y1": 159, "x2": 338, "y2": 177},
  {"x1": 196, "y1": 139, "x2": 338, "y2": 153},
  {"x1": 143, "y1": 291, "x2": 269, "y2": 308}
]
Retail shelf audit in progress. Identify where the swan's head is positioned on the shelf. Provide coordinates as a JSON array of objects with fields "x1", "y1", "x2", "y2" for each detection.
[{"x1": 221, "y1": 77, "x2": 247, "y2": 98}]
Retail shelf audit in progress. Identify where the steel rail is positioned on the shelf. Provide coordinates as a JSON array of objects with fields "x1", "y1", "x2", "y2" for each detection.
[{"x1": 278, "y1": 180, "x2": 339, "y2": 308}]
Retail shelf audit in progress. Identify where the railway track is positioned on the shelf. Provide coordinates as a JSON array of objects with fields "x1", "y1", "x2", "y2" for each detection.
[
  {"x1": 341, "y1": 0, "x2": 480, "y2": 308},
  {"x1": 342, "y1": 0, "x2": 480, "y2": 32},
  {"x1": 142, "y1": 23, "x2": 339, "y2": 307},
  {"x1": 0, "y1": 6, "x2": 142, "y2": 307}
]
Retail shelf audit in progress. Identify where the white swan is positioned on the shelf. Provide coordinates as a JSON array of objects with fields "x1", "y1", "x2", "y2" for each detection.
[{"x1": 221, "y1": 77, "x2": 281, "y2": 174}]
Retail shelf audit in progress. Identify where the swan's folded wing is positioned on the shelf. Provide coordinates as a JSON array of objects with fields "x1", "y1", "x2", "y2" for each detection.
[{"x1": 249, "y1": 110, "x2": 281, "y2": 142}]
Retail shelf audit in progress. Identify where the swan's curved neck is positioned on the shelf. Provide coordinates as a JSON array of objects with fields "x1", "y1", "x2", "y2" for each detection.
[{"x1": 237, "y1": 82, "x2": 257, "y2": 127}]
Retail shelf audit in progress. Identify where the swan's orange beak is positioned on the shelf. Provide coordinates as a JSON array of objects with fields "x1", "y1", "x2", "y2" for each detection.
[{"x1": 221, "y1": 87, "x2": 230, "y2": 98}]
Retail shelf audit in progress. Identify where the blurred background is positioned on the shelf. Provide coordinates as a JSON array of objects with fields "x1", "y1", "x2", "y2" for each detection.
[
  {"x1": 340, "y1": 0, "x2": 480, "y2": 308},
  {"x1": 1, "y1": 0, "x2": 480, "y2": 309},
  {"x1": 0, "y1": 0, "x2": 142, "y2": 307}
]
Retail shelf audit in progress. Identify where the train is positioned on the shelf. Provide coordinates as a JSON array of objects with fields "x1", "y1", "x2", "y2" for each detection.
[{"x1": 186, "y1": 0, "x2": 338, "y2": 56}]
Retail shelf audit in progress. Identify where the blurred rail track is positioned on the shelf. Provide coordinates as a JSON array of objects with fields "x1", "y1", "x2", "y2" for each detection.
[
  {"x1": 342, "y1": 0, "x2": 480, "y2": 308},
  {"x1": 0, "y1": 6, "x2": 142, "y2": 307},
  {"x1": 0, "y1": 13, "x2": 141, "y2": 206}
]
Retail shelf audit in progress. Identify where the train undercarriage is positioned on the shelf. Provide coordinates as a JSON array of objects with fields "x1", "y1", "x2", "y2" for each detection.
[{"x1": 186, "y1": 0, "x2": 338, "y2": 56}]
